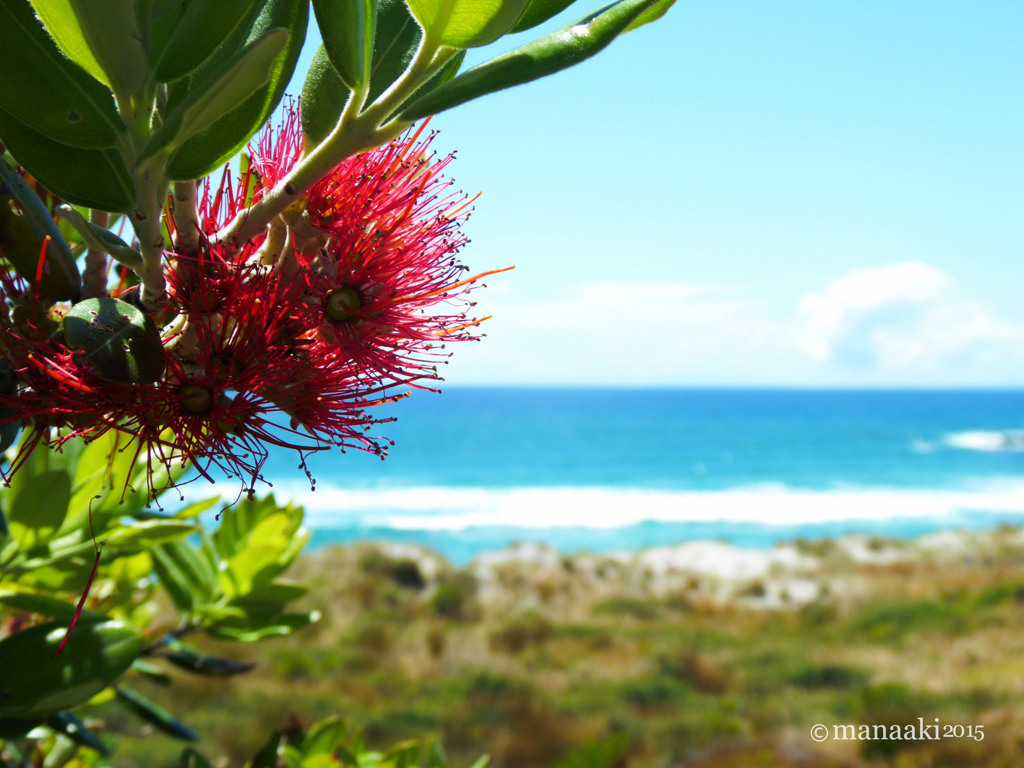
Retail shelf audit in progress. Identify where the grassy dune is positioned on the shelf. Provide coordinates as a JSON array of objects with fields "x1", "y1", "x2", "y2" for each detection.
[{"x1": 98, "y1": 527, "x2": 1024, "y2": 767}]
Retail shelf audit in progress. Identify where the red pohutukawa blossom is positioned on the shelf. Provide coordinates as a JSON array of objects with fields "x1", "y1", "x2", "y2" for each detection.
[{"x1": 0, "y1": 107, "x2": 508, "y2": 501}]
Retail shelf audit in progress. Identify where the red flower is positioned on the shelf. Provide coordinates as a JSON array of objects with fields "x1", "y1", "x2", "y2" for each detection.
[
  {"x1": 1, "y1": 108, "x2": 506, "y2": 501},
  {"x1": 251, "y1": 112, "x2": 506, "y2": 389}
]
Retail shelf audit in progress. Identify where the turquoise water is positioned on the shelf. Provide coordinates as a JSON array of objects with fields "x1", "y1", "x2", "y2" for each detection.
[{"x1": 248, "y1": 388, "x2": 1024, "y2": 564}]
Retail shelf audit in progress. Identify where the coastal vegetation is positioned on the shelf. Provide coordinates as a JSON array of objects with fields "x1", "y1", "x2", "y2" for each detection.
[{"x1": 89, "y1": 527, "x2": 1024, "y2": 767}]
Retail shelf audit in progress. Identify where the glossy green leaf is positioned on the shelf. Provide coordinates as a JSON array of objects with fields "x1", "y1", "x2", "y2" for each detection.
[
  {"x1": 25, "y1": 0, "x2": 107, "y2": 85},
  {"x1": 303, "y1": 0, "x2": 468, "y2": 136},
  {"x1": 206, "y1": 611, "x2": 318, "y2": 642},
  {"x1": 166, "y1": 0, "x2": 309, "y2": 180},
  {"x1": 407, "y1": 0, "x2": 530, "y2": 47},
  {"x1": 213, "y1": 494, "x2": 305, "y2": 561},
  {"x1": 0, "y1": 360, "x2": 21, "y2": 455},
  {"x1": 0, "y1": 0, "x2": 121, "y2": 147},
  {"x1": 250, "y1": 732, "x2": 286, "y2": 768},
  {"x1": 243, "y1": 580, "x2": 310, "y2": 607},
  {"x1": 131, "y1": 658, "x2": 174, "y2": 686},
  {"x1": 63, "y1": 298, "x2": 166, "y2": 384},
  {"x1": 31, "y1": 0, "x2": 148, "y2": 95},
  {"x1": 104, "y1": 520, "x2": 198, "y2": 548},
  {"x1": 314, "y1": 0, "x2": 375, "y2": 90},
  {"x1": 46, "y1": 710, "x2": 109, "y2": 755},
  {"x1": 400, "y1": 0, "x2": 673, "y2": 120},
  {"x1": 0, "y1": 590, "x2": 101, "y2": 623},
  {"x1": 150, "y1": 546, "x2": 196, "y2": 611},
  {"x1": 0, "y1": 420, "x2": 19, "y2": 455},
  {"x1": 177, "y1": 747, "x2": 215, "y2": 768},
  {"x1": 467, "y1": 757, "x2": 491, "y2": 768},
  {"x1": 624, "y1": 0, "x2": 673, "y2": 31},
  {"x1": 0, "y1": 619, "x2": 141, "y2": 718},
  {"x1": 66, "y1": 429, "x2": 132, "y2": 527},
  {"x1": 151, "y1": 0, "x2": 261, "y2": 82},
  {"x1": 142, "y1": 30, "x2": 289, "y2": 162},
  {"x1": 7, "y1": 469, "x2": 70, "y2": 547},
  {"x1": 427, "y1": 741, "x2": 449, "y2": 768},
  {"x1": 115, "y1": 687, "x2": 199, "y2": 742},
  {"x1": 163, "y1": 641, "x2": 256, "y2": 676},
  {"x1": 0, "y1": 105, "x2": 134, "y2": 212},
  {"x1": 400, "y1": 48, "x2": 464, "y2": 113},
  {"x1": 0, "y1": 159, "x2": 81, "y2": 301},
  {"x1": 54, "y1": 204, "x2": 142, "y2": 270},
  {"x1": 300, "y1": 43, "x2": 351, "y2": 147},
  {"x1": 154, "y1": 539, "x2": 219, "y2": 602},
  {"x1": 302, "y1": 717, "x2": 346, "y2": 757},
  {"x1": 365, "y1": 0, "x2": 421, "y2": 106},
  {"x1": 177, "y1": 497, "x2": 221, "y2": 520},
  {"x1": 509, "y1": 0, "x2": 577, "y2": 32}
]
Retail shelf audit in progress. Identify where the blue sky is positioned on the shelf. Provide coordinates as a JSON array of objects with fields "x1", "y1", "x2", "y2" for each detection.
[{"x1": 290, "y1": 2, "x2": 1024, "y2": 387}]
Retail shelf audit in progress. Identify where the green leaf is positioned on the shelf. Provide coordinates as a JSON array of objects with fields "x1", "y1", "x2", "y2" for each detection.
[
  {"x1": 0, "y1": 0, "x2": 122, "y2": 147},
  {"x1": 150, "y1": 0, "x2": 261, "y2": 83},
  {"x1": 103, "y1": 520, "x2": 198, "y2": 548},
  {"x1": 25, "y1": 0, "x2": 107, "y2": 86},
  {"x1": 314, "y1": 0, "x2": 375, "y2": 90},
  {"x1": 0, "y1": 105, "x2": 134, "y2": 212},
  {"x1": 365, "y1": 0, "x2": 421, "y2": 106},
  {"x1": 0, "y1": 619, "x2": 141, "y2": 718},
  {"x1": 509, "y1": 0, "x2": 577, "y2": 32},
  {"x1": 300, "y1": 43, "x2": 351, "y2": 147},
  {"x1": 131, "y1": 495, "x2": 219, "y2": 522},
  {"x1": 7, "y1": 469, "x2": 70, "y2": 548},
  {"x1": 142, "y1": 30, "x2": 289, "y2": 162},
  {"x1": 0, "y1": 590, "x2": 101, "y2": 623},
  {"x1": 115, "y1": 687, "x2": 199, "y2": 742},
  {"x1": 250, "y1": 732, "x2": 285, "y2": 768},
  {"x1": 154, "y1": 539, "x2": 220, "y2": 603},
  {"x1": 206, "y1": 613, "x2": 318, "y2": 642},
  {"x1": 401, "y1": 48, "x2": 464, "y2": 112},
  {"x1": 302, "y1": 717, "x2": 346, "y2": 757},
  {"x1": 624, "y1": 0, "x2": 673, "y2": 31},
  {"x1": 163, "y1": 643, "x2": 256, "y2": 676},
  {"x1": 406, "y1": 0, "x2": 530, "y2": 47},
  {"x1": 150, "y1": 545, "x2": 196, "y2": 611},
  {"x1": 0, "y1": 158, "x2": 82, "y2": 302},
  {"x1": 131, "y1": 658, "x2": 174, "y2": 686},
  {"x1": 66, "y1": 429, "x2": 130, "y2": 528},
  {"x1": 45, "y1": 710, "x2": 109, "y2": 755},
  {"x1": 54, "y1": 204, "x2": 142, "y2": 269},
  {"x1": 174, "y1": 497, "x2": 220, "y2": 520},
  {"x1": 400, "y1": 0, "x2": 673, "y2": 120},
  {"x1": 0, "y1": 509, "x2": 9, "y2": 549},
  {"x1": 0, "y1": 359, "x2": 18, "y2": 454},
  {"x1": 426, "y1": 741, "x2": 448, "y2": 768},
  {"x1": 31, "y1": 0, "x2": 148, "y2": 95},
  {"x1": 63, "y1": 298, "x2": 166, "y2": 384},
  {"x1": 177, "y1": 747, "x2": 215, "y2": 768},
  {"x1": 166, "y1": 0, "x2": 309, "y2": 180}
]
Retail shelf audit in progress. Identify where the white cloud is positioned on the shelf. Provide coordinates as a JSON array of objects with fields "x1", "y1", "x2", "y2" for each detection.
[
  {"x1": 798, "y1": 262, "x2": 1023, "y2": 370},
  {"x1": 447, "y1": 280, "x2": 792, "y2": 384},
  {"x1": 442, "y1": 265, "x2": 1024, "y2": 386}
]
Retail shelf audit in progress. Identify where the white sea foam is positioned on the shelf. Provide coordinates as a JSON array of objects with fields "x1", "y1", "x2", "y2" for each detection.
[
  {"x1": 943, "y1": 430, "x2": 1024, "y2": 453},
  {"x1": 262, "y1": 478, "x2": 1024, "y2": 532}
]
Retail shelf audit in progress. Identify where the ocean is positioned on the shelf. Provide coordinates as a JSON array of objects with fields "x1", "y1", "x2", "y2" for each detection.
[{"x1": 248, "y1": 388, "x2": 1024, "y2": 565}]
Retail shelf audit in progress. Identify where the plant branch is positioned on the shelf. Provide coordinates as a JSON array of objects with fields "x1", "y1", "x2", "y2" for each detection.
[
  {"x1": 130, "y1": 161, "x2": 169, "y2": 311},
  {"x1": 172, "y1": 180, "x2": 200, "y2": 257},
  {"x1": 215, "y1": 41, "x2": 457, "y2": 247},
  {"x1": 83, "y1": 210, "x2": 110, "y2": 299}
]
